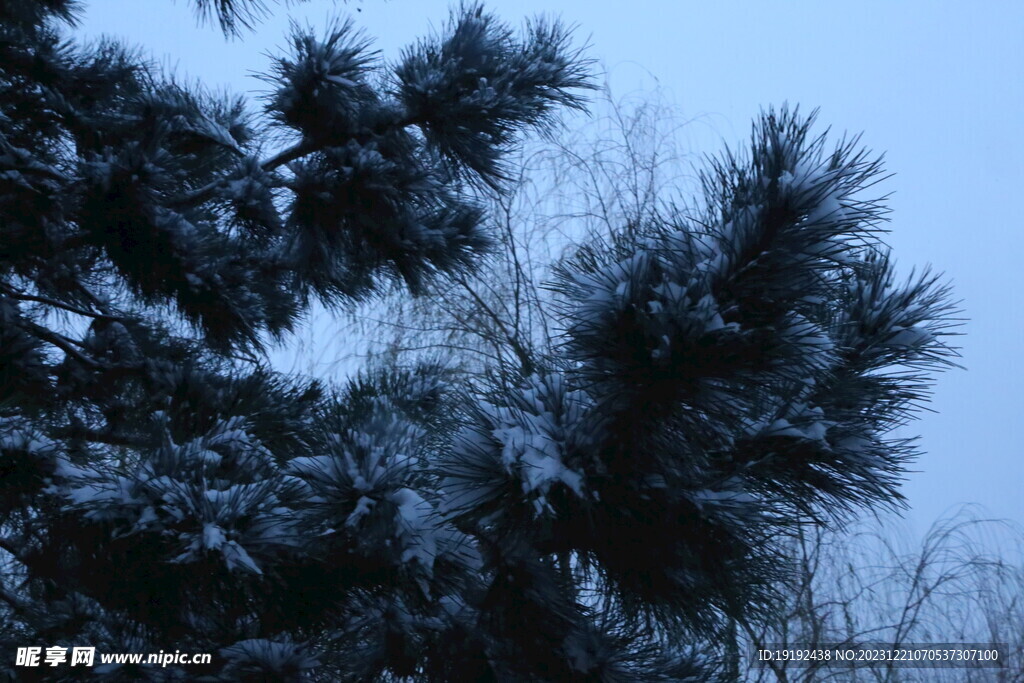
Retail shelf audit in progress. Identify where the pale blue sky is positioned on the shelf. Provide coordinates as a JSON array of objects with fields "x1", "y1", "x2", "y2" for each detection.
[{"x1": 78, "y1": 1, "x2": 1024, "y2": 536}]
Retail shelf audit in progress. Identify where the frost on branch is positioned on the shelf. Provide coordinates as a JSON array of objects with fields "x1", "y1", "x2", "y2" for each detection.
[
  {"x1": 442, "y1": 373, "x2": 594, "y2": 525},
  {"x1": 455, "y1": 106, "x2": 962, "y2": 639},
  {"x1": 396, "y1": 4, "x2": 593, "y2": 184}
]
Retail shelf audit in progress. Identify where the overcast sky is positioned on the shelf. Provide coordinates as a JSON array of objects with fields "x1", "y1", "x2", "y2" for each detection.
[{"x1": 78, "y1": 0, "x2": 1024, "y2": 540}]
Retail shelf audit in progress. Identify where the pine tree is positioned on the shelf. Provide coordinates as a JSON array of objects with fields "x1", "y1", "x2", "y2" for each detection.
[
  {"x1": 0, "y1": 1, "x2": 593, "y2": 680},
  {"x1": 411, "y1": 110, "x2": 961, "y2": 679},
  {"x1": 359, "y1": 95, "x2": 963, "y2": 679},
  {"x1": 0, "y1": 1, "x2": 959, "y2": 681}
]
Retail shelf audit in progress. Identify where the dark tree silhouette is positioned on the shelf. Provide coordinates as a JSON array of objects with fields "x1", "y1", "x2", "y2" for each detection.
[{"x1": 0, "y1": 1, "x2": 958, "y2": 680}]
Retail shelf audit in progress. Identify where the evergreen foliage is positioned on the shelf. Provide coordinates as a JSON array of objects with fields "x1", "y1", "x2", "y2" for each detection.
[{"x1": 0, "y1": 1, "x2": 958, "y2": 680}]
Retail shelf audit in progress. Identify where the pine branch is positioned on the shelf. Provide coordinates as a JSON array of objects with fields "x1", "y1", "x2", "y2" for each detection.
[
  {"x1": 0, "y1": 587, "x2": 31, "y2": 614},
  {"x1": 1, "y1": 285, "x2": 124, "y2": 322},
  {"x1": 0, "y1": 538, "x2": 28, "y2": 564},
  {"x1": 259, "y1": 138, "x2": 317, "y2": 173},
  {"x1": 21, "y1": 320, "x2": 100, "y2": 368},
  {"x1": 52, "y1": 425, "x2": 147, "y2": 449}
]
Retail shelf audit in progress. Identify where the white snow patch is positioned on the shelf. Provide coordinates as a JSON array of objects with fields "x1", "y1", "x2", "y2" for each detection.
[
  {"x1": 345, "y1": 495, "x2": 376, "y2": 527},
  {"x1": 390, "y1": 488, "x2": 437, "y2": 572},
  {"x1": 887, "y1": 325, "x2": 935, "y2": 347}
]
